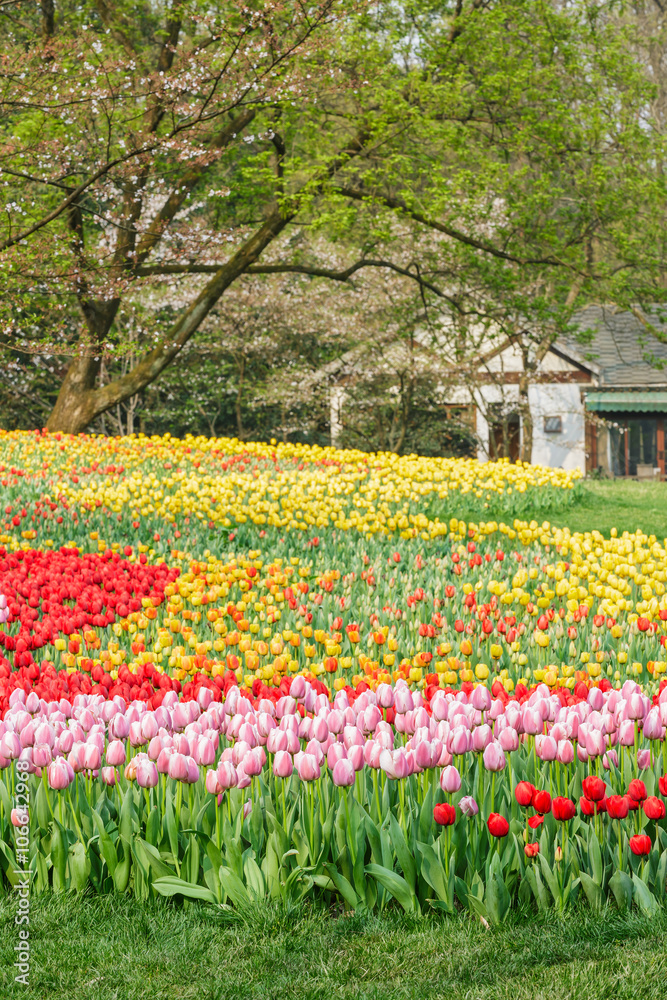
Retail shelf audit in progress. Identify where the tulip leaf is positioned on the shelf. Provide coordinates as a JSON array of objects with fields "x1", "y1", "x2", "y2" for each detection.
[
  {"x1": 219, "y1": 865, "x2": 251, "y2": 908},
  {"x1": 50, "y1": 821, "x2": 68, "y2": 892},
  {"x1": 364, "y1": 814, "x2": 383, "y2": 866},
  {"x1": 244, "y1": 856, "x2": 265, "y2": 900},
  {"x1": 365, "y1": 863, "x2": 418, "y2": 914},
  {"x1": 485, "y1": 870, "x2": 511, "y2": 925},
  {"x1": 35, "y1": 780, "x2": 51, "y2": 830},
  {"x1": 152, "y1": 876, "x2": 217, "y2": 904},
  {"x1": 587, "y1": 829, "x2": 603, "y2": 887},
  {"x1": 631, "y1": 874, "x2": 660, "y2": 916},
  {"x1": 389, "y1": 812, "x2": 416, "y2": 892},
  {"x1": 655, "y1": 849, "x2": 667, "y2": 901},
  {"x1": 608, "y1": 868, "x2": 632, "y2": 911},
  {"x1": 184, "y1": 832, "x2": 200, "y2": 885},
  {"x1": 323, "y1": 861, "x2": 360, "y2": 910},
  {"x1": 525, "y1": 863, "x2": 550, "y2": 912},
  {"x1": 538, "y1": 854, "x2": 561, "y2": 906},
  {"x1": 579, "y1": 871, "x2": 604, "y2": 911},
  {"x1": 68, "y1": 841, "x2": 91, "y2": 892},
  {"x1": 416, "y1": 843, "x2": 448, "y2": 902},
  {"x1": 0, "y1": 775, "x2": 11, "y2": 818},
  {"x1": 113, "y1": 842, "x2": 131, "y2": 893},
  {"x1": 91, "y1": 809, "x2": 118, "y2": 877},
  {"x1": 134, "y1": 838, "x2": 175, "y2": 880},
  {"x1": 0, "y1": 840, "x2": 20, "y2": 888},
  {"x1": 419, "y1": 786, "x2": 433, "y2": 842},
  {"x1": 145, "y1": 807, "x2": 160, "y2": 847}
]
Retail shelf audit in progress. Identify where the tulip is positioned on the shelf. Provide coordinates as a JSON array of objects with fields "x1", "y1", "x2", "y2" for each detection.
[
  {"x1": 296, "y1": 752, "x2": 320, "y2": 782},
  {"x1": 535, "y1": 735, "x2": 557, "y2": 762},
  {"x1": 47, "y1": 758, "x2": 73, "y2": 790},
  {"x1": 136, "y1": 759, "x2": 159, "y2": 788},
  {"x1": 167, "y1": 752, "x2": 190, "y2": 782},
  {"x1": 606, "y1": 794, "x2": 630, "y2": 820},
  {"x1": 556, "y1": 739, "x2": 574, "y2": 765},
  {"x1": 482, "y1": 741, "x2": 506, "y2": 772},
  {"x1": 498, "y1": 727, "x2": 519, "y2": 753},
  {"x1": 487, "y1": 813, "x2": 509, "y2": 838},
  {"x1": 637, "y1": 749, "x2": 651, "y2": 771},
  {"x1": 629, "y1": 834, "x2": 652, "y2": 856},
  {"x1": 347, "y1": 743, "x2": 365, "y2": 772},
  {"x1": 459, "y1": 795, "x2": 479, "y2": 817},
  {"x1": 551, "y1": 796, "x2": 576, "y2": 821},
  {"x1": 440, "y1": 765, "x2": 461, "y2": 794},
  {"x1": 643, "y1": 796, "x2": 666, "y2": 821},
  {"x1": 206, "y1": 769, "x2": 223, "y2": 796},
  {"x1": 332, "y1": 758, "x2": 355, "y2": 787},
  {"x1": 472, "y1": 724, "x2": 492, "y2": 753},
  {"x1": 525, "y1": 842, "x2": 539, "y2": 858},
  {"x1": 216, "y1": 761, "x2": 238, "y2": 789},
  {"x1": 582, "y1": 776, "x2": 606, "y2": 802},
  {"x1": 273, "y1": 750, "x2": 293, "y2": 779},
  {"x1": 515, "y1": 781, "x2": 535, "y2": 807},
  {"x1": 642, "y1": 709, "x2": 663, "y2": 741},
  {"x1": 32, "y1": 743, "x2": 53, "y2": 768},
  {"x1": 101, "y1": 766, "x2": 117, "y2": 786},
  {"x1": 433, "y1": 802, "x2": 456, "y2": 826}
]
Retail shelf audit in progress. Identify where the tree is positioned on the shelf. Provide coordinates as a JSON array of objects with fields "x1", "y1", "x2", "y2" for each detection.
[{"x1": 1, "y1": 0, "x2": 664, "y2": 435}]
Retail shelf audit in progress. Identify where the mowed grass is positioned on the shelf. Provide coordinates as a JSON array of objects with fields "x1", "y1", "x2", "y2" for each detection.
[
  {"x1": 1, "y1": 894, "x2": 667, "y2": 1000},
  {"x1": 472, "y1": 479, "x2": 667, "y2": 540}
]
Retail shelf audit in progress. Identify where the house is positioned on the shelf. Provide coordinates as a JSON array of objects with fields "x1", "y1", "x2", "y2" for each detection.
[{"x1": 326, "y1": 306, "x2": 667, "y2": 477}]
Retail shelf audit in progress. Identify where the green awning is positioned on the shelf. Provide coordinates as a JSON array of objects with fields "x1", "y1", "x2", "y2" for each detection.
[{"x1": 585, "y1": 391, "x2": 667, "y2": 413}]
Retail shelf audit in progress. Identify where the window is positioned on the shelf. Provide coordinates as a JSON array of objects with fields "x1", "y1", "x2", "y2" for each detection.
[{"x1": 544, "y1": 416, "x2": 562, "y2": 434}]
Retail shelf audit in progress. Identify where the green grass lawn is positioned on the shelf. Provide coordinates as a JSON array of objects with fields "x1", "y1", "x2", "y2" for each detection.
[
  {"x1": 1, "y1": 894, "x2": 666, "y2": 1000},
  {"x1": 466, "y1": 479, "x2": 667, "y2": 541},
  {"x1": 552, "y1": 480, "x2": 667, "y2": 539}
]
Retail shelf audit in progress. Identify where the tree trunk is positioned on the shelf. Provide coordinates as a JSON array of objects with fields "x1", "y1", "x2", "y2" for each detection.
[
  {"x1": 46, "y1": 208, "x2": 290, "y2": 434},
  {"x1": 518, "y1": 373, "x2": 533, "y2": 463}
]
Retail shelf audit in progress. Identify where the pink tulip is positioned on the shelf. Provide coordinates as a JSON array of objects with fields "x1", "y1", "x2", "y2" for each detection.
[
  {"x1": 82, "y1": 744, "x2": 101, "y2": 771},
  {"x1": 296, "y1": 752, "x2": 320, "y2": 782},
  {"x1": 156, "y1": 746, "x2": 175, "y2": 774},
  {"x1": 101, "y1": 766, "x2": 117, "y2": 786},
  {"x1": 32, "y1": 743, "x2": 53, "y2": 768},
  {"x1": 379, "y1": 748, "x2": 409, "y2": 780},
  {"x1": 557, "y1": 739, "x2": 574, "y2": 765},
  {"x1": 136, "y1": 759, "x2": 159, "y2": 788},
  {"x1": 643, "y1": 709, "x2": 663, "y2": 741},
  {"x1": 535, "y1": 735, "x2": 558, "y2": 762},
  {"x1": 618, "y1": 719, "x2": 636, "y2": 746},
  {"x1": 327, "y1": 710, "x2": 345, "y2": 735},
  {"x1": 168, "y1": 752, "x2": 190, "y2": 782},
  {"x1": 472, "y1": 724, "x2": 492, "y2": 753},
  {"x1": 376, "y1": 684, "x2": 394, "y2": 709},
  {"x1": 637, "y1": 748, "x2": 651, "y2": 770},
  {"x1": 0, "y1": 732, "x2": 20, "y2": 759},
  {"x1": 602, "y1": 749, "x2": 618, "y2": 770},
  {"x1": 394, "y1": 686, "x2": 414, "y2": 715},
  {"x1": 483, "y1": 741, "x2": 506, "y2": 772},
  {"x1": 440, "y1": 765, "x2": 461, "y2": 794},
  {"x1": 332, "y1": 758, "x2": 355, "y2": 787},
  {"x1": 459, "y1": 795, "x2": 479, "y2": 817},
  {"x1": 449, "y1": 726, "x2": 470, "y2": 756},
  {"x1": 498, "y1": 727, "x2": 519, "y2": 753},
  {"x1": 471, "y1": 685, "x2": 491, "y2": 713},
  {"x1": 347, "y1": 743, "x2": 365, "y2": 772},
  {"x1": 266, "y1": 729, "x2": 289, "y2": 755},
  {"x1": 47, "y1": 758, "x2": 73, "y2": 790},
  {"x1": 290, "y1": 675, "x2": 306, "y2": 700},
  {"x1": 216, "y1": 760, "x2": 238, "y2": 789},
  {"x1": 273, "y1": 750, "x2": 294, "y2": 779},
  {"x1": 522, "y1": 708, "x2": 543, "y2": 736}
]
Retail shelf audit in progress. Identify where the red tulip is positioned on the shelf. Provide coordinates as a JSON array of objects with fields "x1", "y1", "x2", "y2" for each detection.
[
  {"x1": 524, "y1": 842, "x2": 539, "y2": 858},
  {"x1": 627, "y1": 779, "x2": 647, "y2": 803},
  {"x1": 643, "y1": 796, "x2": 666, "y2": 821},
  {"x1": 658, "y1": 775, "x2": 667, "y2": 798},
  {"x1": 487, "y1": 813, "x2": 509, "y2": 838},
  {"x1": 433, "y1": 802, "x2": 456, "y2": 826},
  {"x1": 606, "y1": 794, "x2": 630, "y2": 820},
  {"x1": 579, "y1": 796, "x2": 595, "y2": 816},
  {"x1": 629, "y1": 834, "x2": 651, "y2": 856},
  {"x1": 581, "y1": 776, "x2": 605, "y2": 802},
  {"x1": 515, "y1": 781, "x2": 535, "y2": 807},
  {"x1": 532, "y1": 789, "x2": 551, "y2": 815},
  {"x1": 528, "y1": 814, "x2": 544, "y2": 829},
  {"x1": 552, "y1": 796, "x2": 576, "y2": 821}
]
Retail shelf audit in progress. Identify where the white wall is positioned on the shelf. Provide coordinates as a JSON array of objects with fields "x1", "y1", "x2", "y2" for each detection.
[{"x1": 529, "y1": 383, "x2": 586, "y2": 472}]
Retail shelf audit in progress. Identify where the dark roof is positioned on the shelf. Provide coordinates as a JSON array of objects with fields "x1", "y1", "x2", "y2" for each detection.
[{"x1": 562, "y1": 305, "x2": 667, "y2": 387}]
